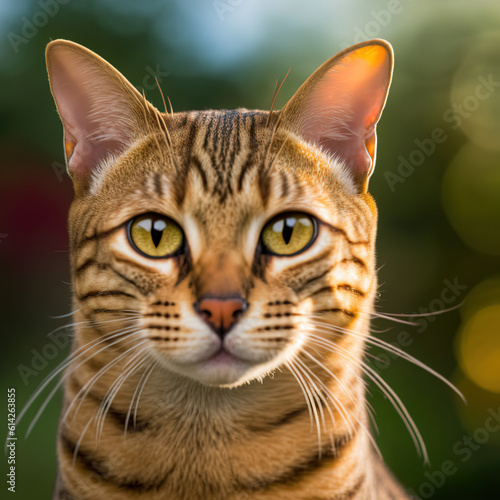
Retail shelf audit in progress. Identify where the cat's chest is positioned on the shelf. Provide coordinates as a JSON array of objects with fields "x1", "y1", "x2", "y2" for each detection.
[{"x1": 91, "y1": 389, "x2": 311, "y2": 487}]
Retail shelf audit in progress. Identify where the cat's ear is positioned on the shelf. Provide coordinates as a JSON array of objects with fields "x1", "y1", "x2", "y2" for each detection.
[
  {"x1": 281, "y1": 39, "x2": 393, "y2": 192},
  {"x1": 46, "y1": 39, "x2": 155, "y2": 191}
]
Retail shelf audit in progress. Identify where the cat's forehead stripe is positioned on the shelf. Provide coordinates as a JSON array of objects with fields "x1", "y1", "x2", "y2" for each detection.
[
  {"x1": 171, "y1": 110, "x2": 268, "y2": 204},
  {"x1": 153, "y1": 171, "x2": 163, "y2": 197}
]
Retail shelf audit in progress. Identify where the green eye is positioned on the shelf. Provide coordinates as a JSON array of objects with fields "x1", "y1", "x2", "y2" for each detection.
[
  {"x1": 128, "y1": 214, "x2": 184, "y2": 258},
  {"x1": 261, "y1": 213, "x2": 317, "y2": 256}
]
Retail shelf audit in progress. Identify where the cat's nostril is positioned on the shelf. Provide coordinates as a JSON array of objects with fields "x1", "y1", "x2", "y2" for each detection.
[{"x1": 194, "y1": 296, "x2": 248, "y2": 337}]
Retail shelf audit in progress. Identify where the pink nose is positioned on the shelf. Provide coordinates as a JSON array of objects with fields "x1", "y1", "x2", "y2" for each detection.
[{"x1": 195, "y1": 296, "x2": 248, "y2": 336}]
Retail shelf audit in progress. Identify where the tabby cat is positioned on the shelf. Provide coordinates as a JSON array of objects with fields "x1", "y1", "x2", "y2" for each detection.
[{"x1": 45, "y1": 38, "x2": 408, "y2": 499}]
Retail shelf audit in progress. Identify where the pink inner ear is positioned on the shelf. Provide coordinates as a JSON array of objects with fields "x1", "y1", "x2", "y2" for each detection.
[
  {"x1": 47, "y1": 43, "x2": 140, "y2": 186},
  {"x1": 64, "y1": 134, "x2": 124, "y2": 180},
  {"x1": 297, "y1": 44, "x2": 392, "y2": 190}
]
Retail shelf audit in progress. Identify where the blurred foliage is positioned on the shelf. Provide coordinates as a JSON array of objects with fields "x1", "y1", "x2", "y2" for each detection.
[{"x1": 1, "y1": 0, "x2": 499, "y2": 498}]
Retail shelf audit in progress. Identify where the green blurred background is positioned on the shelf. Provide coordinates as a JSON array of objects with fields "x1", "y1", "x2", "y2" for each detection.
[{"x1": 1, "y1": 0, "x2": 500, "y2": 498}]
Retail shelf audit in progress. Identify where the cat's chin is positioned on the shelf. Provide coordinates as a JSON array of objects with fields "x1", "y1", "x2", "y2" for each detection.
[{"x1": 163, "y1": 350, "x2": 271, "y2": 387}]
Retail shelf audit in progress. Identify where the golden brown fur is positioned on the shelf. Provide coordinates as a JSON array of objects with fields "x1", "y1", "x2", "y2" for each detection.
[{"x1": 45, "y1": 39, "x2": 409, "y2": 499}]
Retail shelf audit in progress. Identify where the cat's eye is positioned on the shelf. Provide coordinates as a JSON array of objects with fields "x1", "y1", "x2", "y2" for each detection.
[
  {"x1": 261, "y1": 213, "x2": 317, "y2": 256},
  {"x1": 127, "y1": 214, "x2": 184, "y2": 258}
]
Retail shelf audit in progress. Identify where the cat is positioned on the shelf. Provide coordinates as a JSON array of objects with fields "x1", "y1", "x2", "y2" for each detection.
[{"x1": 44, "y1": 37, "x2": 410, "y2": 499}]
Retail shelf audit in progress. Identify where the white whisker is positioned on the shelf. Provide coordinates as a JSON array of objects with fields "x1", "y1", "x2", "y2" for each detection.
[
  {"x1": 293, "y1": 356, "x2": 342, "y2": 443},
  {"x1": 49, "y1": 308, "x2": 82, "y2": 319},
  {"x1": 293, "y1": 360, "x2": 326, "y2": 446},
  {"x1": 309, "y1": 318, "x2": 464, "y2": 401},
  {"x1": 95, "y1": 347, "x2": 150, "y2": 444},
  {"x1": 299, "y1": 346, "x2": 381, "y2": 457},
  {"x1": 72, "y1": 415, "x2": 95, "y2": 465},
  {"x1": 287, "y1": 359, "x2": 323, "y2": 454},
  {"x1": 20, "y1": 324, "x2": 143, "y2": 438},
  {"x1": 284, "y1": 361, "x2": 315, "y2": 429},
  {"x1": 304, "y1": 328, "x2": 429, "y2": 463},
  {"x1": 129, "y1": 360, "x2": 158, "y2": 433},
  {"x1": 63, "y1": 335, "x2": 148, "y2": 425}
]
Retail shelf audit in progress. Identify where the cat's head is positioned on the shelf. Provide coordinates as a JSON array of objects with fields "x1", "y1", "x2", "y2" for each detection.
[{"x1": 46, "y1": 39, "x2": 393, "y2": 387}]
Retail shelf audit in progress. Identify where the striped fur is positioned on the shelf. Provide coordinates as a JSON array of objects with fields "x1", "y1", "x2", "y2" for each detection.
[{"x1": 46, "y1": 39, "x2": 408, "y2": 499}]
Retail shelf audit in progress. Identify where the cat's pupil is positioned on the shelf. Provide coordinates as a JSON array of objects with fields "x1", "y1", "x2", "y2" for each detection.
[
  {"x1": 151, "y1": 219, "x2": 166, "y2": 247},
  {"x1": 283, "y1": 217, "x2": 296, "y2": 245}
]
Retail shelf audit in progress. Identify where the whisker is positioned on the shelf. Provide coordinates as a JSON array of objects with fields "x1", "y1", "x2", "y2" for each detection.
[
  {"x1": 369, "y1": 313, "x2": 419, "y2": 326},
  {"x1": 19, "y1": 325, "x2": 143, "y2": 437},
  {"x1": 303, "y1": 334, "x2": 369, "y2": 393},
  {"x1": 292, "y1": 359, "x2": 325, "y2": 455},
  {"x1": 263, "y1": 107, "x2": 285, "y2": 171},
  {"x1": 299, "y1": 346, "x2": 381, "y2": 457},
  {"x1": 302, "y1": 348, "x2": 359, "y2": 408},
  {"x1": 373, "y1": 301, "x2": 464, "y2": 318},
  {"x1": 126, "y1": 360, "x2": 158, "y2": 435},
  {"x1": 305, "y1": 329, "x2": 429, "y2": 463},
  {"x1": 43, "y1": 314, "x2": 140, "y2": 341},
  {"x1": 69, "y1": 343, "x2": 148, "y2": 457},
  {"x1": 309, "y1": 318, "x2": 464, "y2": 401},
  {"x1": 293, "y1": 356, "x2": 344, "y2": 449},
  {"x1": 95, "y1": 348, "x2": 150, "y2": 443},
  {"x1": 49, "y1": 308, "x2": 82, "y2": 319},
  {"x1": 72, "y1": 415, "x2": 95, "y2": 465},
  {"x1": 167, "y1": 95, "x2": 174, "y2": 117},
  {"x1": 265, "y1": 67, "x2": 291, "y2": 128},
  {"x1": 284, "y1": 361, "x2": 315, "y2": 429},
  {"x1": 63, "y1": 334, "x2": 148, "y2": 425},
  {"x1": 155, "y1": 75, "x2": 169, "y2": 116}
]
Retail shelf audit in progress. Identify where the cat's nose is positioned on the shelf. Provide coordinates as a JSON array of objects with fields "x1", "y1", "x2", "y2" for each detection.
[{"x1": 194, "y1": 296, "x2": 248, "y2": 337}]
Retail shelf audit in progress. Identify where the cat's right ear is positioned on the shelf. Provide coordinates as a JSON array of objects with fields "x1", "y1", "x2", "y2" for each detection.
[
  {"x1": 46, "y1": 40, "x2": 155, "y2": 192},
  {"x1": 280, "y1": 39, "x2": 393, "y2": 193}
]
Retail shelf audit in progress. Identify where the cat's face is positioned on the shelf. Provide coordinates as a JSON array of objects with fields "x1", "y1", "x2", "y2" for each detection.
[
  {"x1": 69, "y1": 111, "x2": 377, "y2": 386},
  {"x1": 47, "y1": 40, "x2": 392, "y2": 387}
]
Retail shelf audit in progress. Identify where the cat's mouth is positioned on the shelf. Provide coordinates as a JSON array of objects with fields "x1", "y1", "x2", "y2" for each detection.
[
  {"x1": 206, "y1": 346, "x2": 238, "y2": 364},
  {"x1": 206, "y1": 343, "x2": 265, "y2": 368},
  {"x1": 149, "y1": 317, "x2": 293, "y2": 387},
  {"x1": 167, "y1": 340, "x2": 260, "y2": 387}
]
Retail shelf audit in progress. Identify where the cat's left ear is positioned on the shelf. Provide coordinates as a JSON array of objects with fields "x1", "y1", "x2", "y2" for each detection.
[
  {"x1": 46, "y1": 39, "x2": 157, "y2": 193},
  {"x1": 281, "y1": 39, "x2": 393, "y2": 193}
]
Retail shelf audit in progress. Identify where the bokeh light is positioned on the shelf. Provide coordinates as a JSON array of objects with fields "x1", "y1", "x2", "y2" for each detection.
[
  {"x1": 2, "y1": 1, "x2": 500, "y2": 498},
  {"x1": 457, "y1": 305, "x2": 500, "y2": 393},
  {"x1": 450, "y1": 31, "x2": 500, "y2": 151},
  {"x1": 442, "y1": 142, "x2": 500, "y2": 255},
  {"x1": 453, "y1": 374, "x2": 500, "y2": 446},
  {"x1": 456, "y1": 276, "x2": 500, "y2": 393}
]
